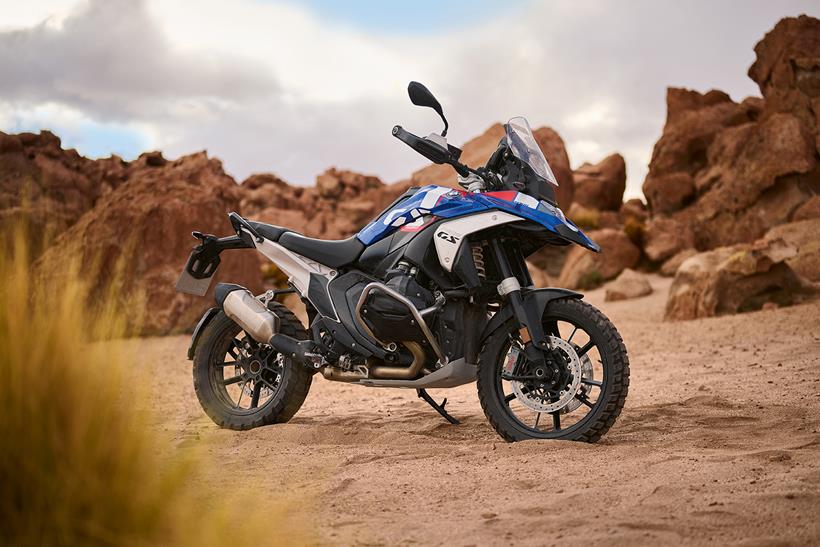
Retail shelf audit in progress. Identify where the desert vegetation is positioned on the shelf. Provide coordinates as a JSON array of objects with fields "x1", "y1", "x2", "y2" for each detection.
[{"x1": 0, "y1": 223, "x2": 309, "y2": 546}]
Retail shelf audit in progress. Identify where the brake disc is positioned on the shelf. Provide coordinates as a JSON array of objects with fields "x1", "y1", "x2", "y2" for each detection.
[
  {"x1": 505, "y1": 336, "x2": 582, "y2": 413},
  {"x1": 561, "y1": 352, "x2": 593, "y2": 414}
]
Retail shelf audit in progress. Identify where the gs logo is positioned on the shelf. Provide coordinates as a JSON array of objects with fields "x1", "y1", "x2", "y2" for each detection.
[{"x1": 436, "y1": 231, "x2": 459, "y2": 244}]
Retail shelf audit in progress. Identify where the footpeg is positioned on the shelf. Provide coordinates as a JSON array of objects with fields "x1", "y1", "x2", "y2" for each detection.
[{"x1": 416, "y1": 389, "x2": 460, "y2": 425}]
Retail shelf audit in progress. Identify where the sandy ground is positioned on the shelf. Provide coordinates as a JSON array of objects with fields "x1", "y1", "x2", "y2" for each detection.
[{"x1": 129, "y1": 275, "x2": 820, "y2": 546}]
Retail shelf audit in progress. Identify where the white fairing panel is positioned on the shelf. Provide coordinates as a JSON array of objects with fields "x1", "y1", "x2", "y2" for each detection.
[
  {"x1": 254, "y1": 236, "x2": 334, "y2": 295},
  {"x1": 433, "y1": 211, "x2": 523, "y2": 272}
]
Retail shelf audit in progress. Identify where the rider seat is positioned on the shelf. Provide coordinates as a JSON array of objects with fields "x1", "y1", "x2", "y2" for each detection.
[{"x1": 248, "y1": 220, "x2": 364, "y2": 268}]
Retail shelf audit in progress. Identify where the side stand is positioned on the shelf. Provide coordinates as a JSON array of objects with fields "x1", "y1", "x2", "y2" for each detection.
[{"x1": 416, "y1": 389, "x2": 460, "y2": 425}]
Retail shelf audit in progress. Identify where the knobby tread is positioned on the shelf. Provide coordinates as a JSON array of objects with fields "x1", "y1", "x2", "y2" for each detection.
[
  {"x1": 476, "y1": 297, "x2": 629, "y2": 443},
  {"x1": 192, "y1": 301, "x2": 312, "y2": 431}
]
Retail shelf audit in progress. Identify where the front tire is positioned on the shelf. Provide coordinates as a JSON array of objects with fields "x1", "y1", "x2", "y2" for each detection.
[
  {"x1": 193, "y1": 301, "x2": 312, "y2": 430},
  {"x1": 477, "y1": 297, "x2": 629, "y2": 442}
]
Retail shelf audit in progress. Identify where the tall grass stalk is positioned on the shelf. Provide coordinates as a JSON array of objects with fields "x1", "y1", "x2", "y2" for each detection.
[{"x1": 0, "y1": 223, "x2": 310, "y2": 546}]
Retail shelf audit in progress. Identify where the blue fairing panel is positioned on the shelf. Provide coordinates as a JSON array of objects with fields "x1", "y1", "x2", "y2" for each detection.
[{"x1": 357, "y1": 185, "x2": 599, "y2": 252}]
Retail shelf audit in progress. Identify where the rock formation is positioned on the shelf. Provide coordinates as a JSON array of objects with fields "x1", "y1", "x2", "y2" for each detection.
[
  {"x1": 0, "y1": 130, "x2": 129, "y2": 249},
  {"x1": 571, "y1": 153, "x2": 626, "y2": 212},
  {"x1": 36, "y1": 151, "x2": 264, "y2": 335},
  {"x1": 642, "y1": 16, "x2": 819, "y2": 263},
  {"x1": 665, "y1": 233, "x2": 816, "y2": 321},
  {"x1": 556, "y1": 229, "x2": 641, "y2": 290},
  {"x1": 604, "y1": 269, "x2": 653, "y2": 302}
]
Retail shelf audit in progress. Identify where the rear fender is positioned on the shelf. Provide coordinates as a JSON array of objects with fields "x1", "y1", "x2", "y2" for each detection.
[
  {"x1": 187, "y1": 307, "x2": 220, "y2": 360},
  {"x1": 479, "y1": 288, "x2": 582, "y2": 347}
]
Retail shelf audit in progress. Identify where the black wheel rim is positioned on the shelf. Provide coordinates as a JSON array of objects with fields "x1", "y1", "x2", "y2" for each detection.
[
  {"x1": 495, "y1": 315, "x2": 607, "y2": 438},
  {"x1": 209, "y1": 330, "x2": 285, "y2": 414}
]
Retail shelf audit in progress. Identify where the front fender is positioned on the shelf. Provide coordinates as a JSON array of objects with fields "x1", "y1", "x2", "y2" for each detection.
[
  {"x1": 480, "y1": 287, "x2": 582, "y2": 346},
  {"x1": 187, "y1": 307, "x2": 220, "y2": 360}
]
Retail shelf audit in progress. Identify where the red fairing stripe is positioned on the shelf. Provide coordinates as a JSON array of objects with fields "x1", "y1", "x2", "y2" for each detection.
[
  {"x1": 485, "y1": 190, "x2": 518, "y2": 202},
  {"x1": 399, "y1": 215, "x2": 438, "y2": 232}
]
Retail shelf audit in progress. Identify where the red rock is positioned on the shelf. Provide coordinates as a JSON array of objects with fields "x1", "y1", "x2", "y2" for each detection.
[
  {"x1": 660, "y1": 248, "x2": 698, "y2": 277},
  {"x1": 643, "y1": 216, "x2": 695, "y2": 262},
  {"x1": 36, "y1": 151, "x2": 264, "y2": 335},
  {"x1": 642, "y1": 172, "x2": 695, "y2": 215},
  {"x1": 557, "y1": 229, "x2": 641, "y2": 289},
  {"x1": 604, "y1": 269, "x2": 653, "y2": 302},
  {"x1": 763, "y1": 218, "x2": 820, "y2": 282},
  {"x1": 572, "y1": 153, "x2": 626, "y2": 211},
  {"x1": 620, "y1": 199, "x2": 648, "y2": 224},
  {"x1": 749, "y1": 15, "x2": 820, "y2": 142},
  {"x1": 665, "y1": 237, "x2": 815, "y2": 320},
  {"x1": 792, "y1": 195, "x2": 820, "y2": 221}
]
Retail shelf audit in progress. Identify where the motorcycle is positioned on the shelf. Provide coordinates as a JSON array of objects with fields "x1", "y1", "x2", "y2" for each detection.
[{"x1": 176, "y1": 82, "x2": 629, "y2": 442}]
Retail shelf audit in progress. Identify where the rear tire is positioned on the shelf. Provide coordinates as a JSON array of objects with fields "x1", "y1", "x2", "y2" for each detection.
[
  {"x1": 477, "y1": 297, "x2": 629, "y2": 442},
  {"x1": 193, "y1": 301, "x2": 312, "y2": 430}
]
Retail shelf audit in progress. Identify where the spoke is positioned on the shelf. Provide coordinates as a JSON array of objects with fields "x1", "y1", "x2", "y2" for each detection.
[
  {"x1": 217, "y1": 360, "x2": 241, "y2": 368},
  {"x1": 222, "y1": 375, "x2": 244, "y2": 386},
  {"x1": 236, "y1": 380, "x2": 248, "y2": 408},
  {"x1": 504, "y1": 392, "x2": 517, "y2": 404},
  {"x1": 227, "y1": 339, "x2": 241, "y2": 359},
  {"x1": 582, "y1": 378, "x2": 603, "y2": 388},
  {"x1": 567, "y1": 326, "x2": 578, "y2": 343},
  {"x1": 577, "y1": 340, "x2": 595, "y2": 357},
  {"x1": 544, "y1": 320, "x2": 560, "y2": 337},
  {"x1": 552, "y1": 411, "x2": 561, "y2": 430},
  {"x1": 260, "y1": 378, "x2": 278, "y2": 391},
  {"x1": 250, "y1": 382, "x2": 262, "y2": 408},
  {"x1": 575, "y1": 393, "x2": 594, "y2": 408},
  {"x1": 534, "y1": 412, "x2": 541, "y2": 429}
]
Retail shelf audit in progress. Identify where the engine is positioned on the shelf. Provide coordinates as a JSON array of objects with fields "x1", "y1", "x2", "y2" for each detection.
[{"x1": 360, "y1": 262, "x2": 434, "y2": 344}]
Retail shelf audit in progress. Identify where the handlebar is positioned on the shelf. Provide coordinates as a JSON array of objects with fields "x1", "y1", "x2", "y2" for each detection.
[{"x1": 392, "y1": 125, "x2": 470, "y2": 177}]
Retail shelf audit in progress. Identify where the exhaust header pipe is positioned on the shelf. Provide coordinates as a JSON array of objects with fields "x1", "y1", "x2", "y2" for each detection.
[{"x1": 214, "y1": 283, "x2": 280, "y2": 344}]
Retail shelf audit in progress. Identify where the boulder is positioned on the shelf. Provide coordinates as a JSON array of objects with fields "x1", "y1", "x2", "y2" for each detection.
[
  {"x1": 557, "y1": 229, "x2": 641, "y2": 289},
  {"x1": 620, "y1": 198, "x2": 648, "y2": 224},
  {"x1": 572, "y1": 153, "x2": 626, "y2": 212},
  {"x1": 660, "y1": 248, "x2": 698, "y2": 277},
  {"x1": 411, "y1": 123, "x2": 575, "y2": 208},
  {"x1": 763, "y1": 218, "x2": 820, "y2": 282},
  {"x1": 664, "y1": 237, "x2": 815, "y2": 320},
  {"x1": 792, "y1": 195, "x2": 820, "y2": 221},
  {"x1": 604, "y1": 269, "x2": 653, "y2": 302},
  {"x1": 639, "y1": 16, "x2": 820, "y2": 265},
  {"x1": 643, "y1": 216, "x2": 695, "y2": 262},
  {"x1": 748, "y1": 15, "x2": 820, "y2": 144},
  {"x1": 642, "y1": 172, "x2": 695, "y2": 215},
  {"x1": 36, "y1": 151, "x2": 264, "y2": 335}
]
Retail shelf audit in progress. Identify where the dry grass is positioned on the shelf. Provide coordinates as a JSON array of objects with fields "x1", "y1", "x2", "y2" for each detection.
[{"x1": 0, "y1": 224, "x2": 311, "y2": 546}]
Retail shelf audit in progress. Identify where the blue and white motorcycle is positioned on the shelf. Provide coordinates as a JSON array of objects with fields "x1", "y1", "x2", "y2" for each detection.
[{"x1": 177, "y1": 82, "x2": 629, "y2": 442}]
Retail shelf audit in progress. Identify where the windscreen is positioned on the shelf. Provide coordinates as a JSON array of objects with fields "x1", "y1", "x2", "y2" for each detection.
[{"x1": 505, "y1": 117, "x2": 558, "y2": 186}]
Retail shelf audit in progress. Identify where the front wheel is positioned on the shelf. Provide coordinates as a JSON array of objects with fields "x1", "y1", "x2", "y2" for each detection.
[{"x1": 477, "y1": 298, "x2": 629, "y2": 442}]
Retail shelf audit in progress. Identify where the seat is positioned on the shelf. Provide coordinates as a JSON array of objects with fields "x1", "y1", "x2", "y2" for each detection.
[
  {"x1": 247, "y1": 221, "x2": 290, "y2": 242},
  {"x1": 278, "y1": 232, "x2": 365, "y2": 268}
]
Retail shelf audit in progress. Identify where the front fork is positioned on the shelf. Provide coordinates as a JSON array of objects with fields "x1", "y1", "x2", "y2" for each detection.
[{"x1": 489, "y1": 239, "x2": 552, "y2": 362}]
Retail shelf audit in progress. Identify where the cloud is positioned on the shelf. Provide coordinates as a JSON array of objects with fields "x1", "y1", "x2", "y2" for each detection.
[{"x1": 1, "y1": 0, "x2": 818, "y2": 198}]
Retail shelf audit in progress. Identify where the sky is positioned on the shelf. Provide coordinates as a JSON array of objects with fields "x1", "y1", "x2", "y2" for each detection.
[{"x1": 1, "y1": 1, "x2": 817, "y2": 199}]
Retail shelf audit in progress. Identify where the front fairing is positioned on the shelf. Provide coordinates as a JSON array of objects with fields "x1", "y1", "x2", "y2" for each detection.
[{"x1": 357, "y1": 185, "x2": 599, "y2": 252}]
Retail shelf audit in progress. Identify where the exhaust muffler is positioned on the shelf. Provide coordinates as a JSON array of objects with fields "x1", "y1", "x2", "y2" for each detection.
[
  {"x1": 214, "y1": 283, "x2": 280, "y2": 343},
  {"x1": 214, "y1": 283, "x2": 323, "y2": 368}
]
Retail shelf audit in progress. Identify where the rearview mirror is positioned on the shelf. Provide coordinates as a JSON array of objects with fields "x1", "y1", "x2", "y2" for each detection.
[{"x1": 408, "y1": 81, "x2": 449, "y2": 137}]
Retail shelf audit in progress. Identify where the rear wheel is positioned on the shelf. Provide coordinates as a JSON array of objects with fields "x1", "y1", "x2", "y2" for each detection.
[
  {"x1": 193, "y1": 301, "x2": 312, "y2": 430},
  {"x1": 477, "y1": 298, "x2": 629, "y2": 442}
]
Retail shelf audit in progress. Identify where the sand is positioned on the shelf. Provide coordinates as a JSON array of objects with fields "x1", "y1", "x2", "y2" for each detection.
[{"x1": 130, "y1": 275, "x2": 820, "y2": 545}]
